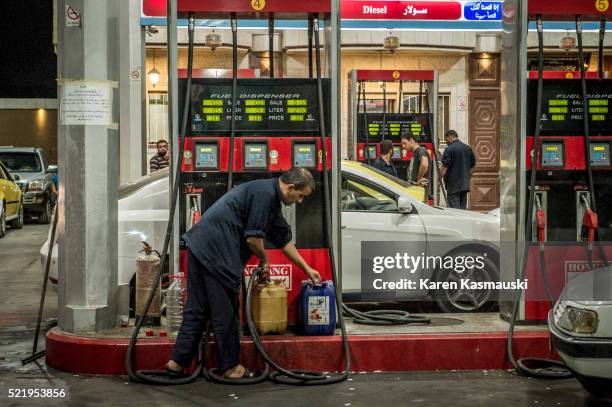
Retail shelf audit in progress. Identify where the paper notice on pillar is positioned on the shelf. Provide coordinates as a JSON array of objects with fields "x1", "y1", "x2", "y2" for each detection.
[{"x1": 61, "y1": 82, "x2": 113, "y2": 126}]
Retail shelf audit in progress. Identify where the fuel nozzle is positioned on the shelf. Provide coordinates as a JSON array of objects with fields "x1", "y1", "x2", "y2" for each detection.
[
  {"x1": 535, "y1": 195, "x2": 546, "y2": 243},
  {"x1": 580, "y1": 194, "x2": 598, "y2": 243}
]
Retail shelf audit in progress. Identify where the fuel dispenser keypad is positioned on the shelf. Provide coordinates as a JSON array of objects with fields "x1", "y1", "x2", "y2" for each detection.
[
  {"x1": 293, "y1": 143, "x2": 317, "y2": 168},
  {"x1": 195, "y1": 142, "x2": 219, "y2": 170},
  {"x1": 244, "y1": 142, "x2": 268, "y2": 169},
  {"x1": 541, "y1": 142, "x2": 564, "y2": 168},
  {"x1": 366, "y1": 145, "x2": 377, "y2": 160},
  {"x1": 590, "y1": 143, "x2": 610, "y2": 167}
]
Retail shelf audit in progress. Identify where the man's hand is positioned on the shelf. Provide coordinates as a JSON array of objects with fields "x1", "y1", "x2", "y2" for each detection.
[
  {"x1": 305, "y1": 267, "x2": 322, "y2": 285},
  {"x1": 418, "y1": 178, "x2": 429, "y2": 186},
  {"x1": 164, "y1": 153, "x2": 170, "y2": 161},
  {"x1": 259, "y1": 261, "x2": 271, "y2": 282}
]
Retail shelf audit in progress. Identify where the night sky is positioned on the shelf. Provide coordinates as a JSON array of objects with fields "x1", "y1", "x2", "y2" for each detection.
[{"x1": 0, "y1": 1, "x2": 57, "y2": 98}]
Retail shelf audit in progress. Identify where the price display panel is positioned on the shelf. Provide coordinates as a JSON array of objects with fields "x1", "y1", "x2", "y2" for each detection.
[
  {"x1": 195, "y1": 142, "x2": 219, "y2": 170},
  {"x1": 590, "y1": 142, "x2": 611, "y2": 167},
  {"x1": 541, "y1": 142, "x2": 564, "y2": 168},
  {"x1": 244, "y1": 142, "x2": 268, "y2": 169},
  {"x1": 357, "y1": 113, "x2": 432, "y2": 143},
  {"x1": 189, "y1": 79, "x2": 331, "y2": 134},
  {"x1": 293, "y1": 143, "x2": 317, "y2": 168},
  {"x1": 527, "y1": 79, "x2": 612, "y2": 135}
]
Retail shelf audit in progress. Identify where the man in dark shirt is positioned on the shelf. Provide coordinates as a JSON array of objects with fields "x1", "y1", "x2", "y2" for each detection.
[
  {"x1": 166, "y1": 168, "x2": 321, "y2": 380},
  {"x1": 401, "y1": 132, "x2": 431, "y2": 197},
  {"x1": 149, "y1": 139, "x2": 170, "y2": 172},
  {"x1": 372, "y1": 140, "x2": 398, "y2": 177},
  {"x1": 440, "y1": 130, "x2": 476, "y2": 209}
]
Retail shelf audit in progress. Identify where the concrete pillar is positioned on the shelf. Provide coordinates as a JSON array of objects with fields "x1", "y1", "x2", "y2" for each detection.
[
  {"x1": 57, "y1": 0, "x2": 119, "y2": 332},
  {"x1": 119, "y1": 0, "x2": 145, "y2": 183}
]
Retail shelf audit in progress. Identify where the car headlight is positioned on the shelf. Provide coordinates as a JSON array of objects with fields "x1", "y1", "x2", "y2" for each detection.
[
  {"x1": 28, "y1": 179, "x2": 46, "y2": 192},
  {"x1": 557, "y1": 306, "x2": 598, "y2": 334}
]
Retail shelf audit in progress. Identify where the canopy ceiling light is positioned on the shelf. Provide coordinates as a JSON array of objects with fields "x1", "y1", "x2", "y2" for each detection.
[{"x1": 148, "y1": 49, "x2": 160, "y2": 87}]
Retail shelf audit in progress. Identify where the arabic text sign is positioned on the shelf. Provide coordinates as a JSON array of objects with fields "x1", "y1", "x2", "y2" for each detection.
[
  {"x1": 463, "y1": 2, "x2": 502, "y2": 21},
  {"x1": 341, "y1": 1, "x2": 463, "y2": 20},
  {"x1": 61, "y1": 82, "x2": 112, "y2": 126}
]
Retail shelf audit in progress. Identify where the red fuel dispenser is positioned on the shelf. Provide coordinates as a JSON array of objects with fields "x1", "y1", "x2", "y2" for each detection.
[
  {"x1": 349, "y1": 69, "x2": 444, "y2": 203},
  {"x1": 177, "y1": 16, "x2": 333, "y2": 327},
  {"x1": 519, "y1": 5, "x2": 612, "y2": 323}
]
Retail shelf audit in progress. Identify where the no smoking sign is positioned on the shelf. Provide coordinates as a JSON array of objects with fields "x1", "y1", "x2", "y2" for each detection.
[{"x1": 65, "y1": 5, "x2": 81, "y2": 27}]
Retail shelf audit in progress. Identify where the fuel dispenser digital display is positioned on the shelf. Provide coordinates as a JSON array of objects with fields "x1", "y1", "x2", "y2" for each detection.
[
  {"x1": 293, "y1": 143, "x2": 317, "y2": 168},
  {"x1": 357, "y1": 113, "x2": 431, "y2": 142},
  {"x1": 590, "y1": 143, "x2": 610, "y2": 167},
  {"x1": 244, "y1": 142, "x2": 268, "y2": 169},
  {"x1": 195, "y1": 142, "x2": 219, "y2": 169},
  {"x1": 392, "y1": 146, "x2": 402, "y2": 160},
  {"x1": 540, "y1": 142, "x2": 564, "y2": 168},
  {"x1": 366, "y1": 145, "x2": 377, "y2": 160}
]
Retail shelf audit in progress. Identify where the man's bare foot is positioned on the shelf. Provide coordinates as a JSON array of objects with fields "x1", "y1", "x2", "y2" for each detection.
[
  {"x1": 223, "y1": 364, "x2": 246, "y2": 378},
  {"x1": 165, "y1": 360, "x2": 182, "y2": 372}
]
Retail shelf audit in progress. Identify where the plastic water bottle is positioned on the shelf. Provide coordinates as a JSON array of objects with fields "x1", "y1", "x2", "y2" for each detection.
[{"x1": 166, "y1": 273, "x2": 185, "y2": 333}]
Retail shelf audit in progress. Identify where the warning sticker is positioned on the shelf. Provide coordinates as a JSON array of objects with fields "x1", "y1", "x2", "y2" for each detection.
[
  {"x1": 244, "y1": 264, "x2": 292, "y2": 290},
  {"x1": 308, "y1": 296, "x2": 329, "y2": 326}
]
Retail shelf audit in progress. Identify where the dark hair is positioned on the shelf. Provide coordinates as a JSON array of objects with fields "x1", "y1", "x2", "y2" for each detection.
[
  {"x1": 157, "y1": 139, "x2": 168, "y2": 147},
  {"x1": 280, "y1": 168, "x2": 316, "y2": 191},
  {"x1": 400, "y1": 131, "x2": 417, "y2": 143},
  {"x1": 379, "y1": 140, "x2": 394, "y2": 155},
  {"x1": 444, "y1": 130, "x2": 458, "y2": 139}
]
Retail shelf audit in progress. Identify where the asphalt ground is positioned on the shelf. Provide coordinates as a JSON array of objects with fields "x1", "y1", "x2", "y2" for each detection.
[{"x1": 1, "y1": 223, "x2": 610, "y2": 406}]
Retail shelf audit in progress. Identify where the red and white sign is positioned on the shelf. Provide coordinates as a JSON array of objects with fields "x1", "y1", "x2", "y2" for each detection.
[
  {"x1": 244, "y1": 264, "x2": 293, "y2": 290},
  {"x1": 341, "y1": 1, "x2": 462, "y2": 20},
  {"x1": 65, "y1": 5, "x2": 81, "y2": 27}
]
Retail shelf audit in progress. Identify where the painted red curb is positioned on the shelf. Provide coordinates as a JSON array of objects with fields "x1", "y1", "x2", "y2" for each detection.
[{"x1": 46, "y1": 328, "x2": 556, "y2": 375}]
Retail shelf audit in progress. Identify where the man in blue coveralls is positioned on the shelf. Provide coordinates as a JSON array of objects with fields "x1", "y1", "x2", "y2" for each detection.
[{"x1": 165, "y1": 168, "x2": 322, "y2": 380}]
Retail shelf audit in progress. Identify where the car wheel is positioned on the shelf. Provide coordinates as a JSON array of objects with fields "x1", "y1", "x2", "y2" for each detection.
[
  {"x1": 0, "y1": 204, "x2": 6, "y2": 238},
  {"x1": 575, "y1": 373, "x2": 612, "y2": 400},
  {"x1": 38, "y1": 199, "x2": 52, "y2": 224},
  {"x1": 9, "y1": 201, "x2": 24, "y2": 229},
  {"x1": 433, "y1": 250, "x2": 499, "y2": 313}
]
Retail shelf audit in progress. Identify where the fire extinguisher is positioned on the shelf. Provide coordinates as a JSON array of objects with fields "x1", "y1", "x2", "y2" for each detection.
[{"x1": 135, "y1": 242, "x2": 162, "y2": 326}]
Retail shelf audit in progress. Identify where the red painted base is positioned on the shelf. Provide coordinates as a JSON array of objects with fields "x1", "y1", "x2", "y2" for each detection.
[{"x1": 45, "y1": 328, "x2": 556, "y2": 376}]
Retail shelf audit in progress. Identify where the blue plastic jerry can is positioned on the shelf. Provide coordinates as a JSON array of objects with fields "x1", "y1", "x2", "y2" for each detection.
[{"x1": 299, "y1": 281, "x2": 337, "y2": 336}]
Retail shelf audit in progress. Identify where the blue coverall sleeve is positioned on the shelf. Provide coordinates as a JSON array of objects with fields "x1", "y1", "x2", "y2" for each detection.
[{"x1": 243, "y1": 191, "x2": 274, "y2": 239}]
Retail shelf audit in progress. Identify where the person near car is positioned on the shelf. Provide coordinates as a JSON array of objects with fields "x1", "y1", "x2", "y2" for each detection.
[
  {"x1": 149, "y1": 140, "x2": 170, "y2": 173},
  {"x1": 372, "y1": 140, "x2": 398, "y2": 177},
  {"x1": 401, "y1": 132, "x2": 431, "y2": 197},
  {"x1": 165, "y1": 168, "x2": 322, "y2": 380},
  {"x1": 439, "y1": 130, "x2": 476, "y2": 210}
]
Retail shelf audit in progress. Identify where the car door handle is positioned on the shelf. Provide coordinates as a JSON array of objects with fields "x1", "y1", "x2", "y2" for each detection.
[{"x1": 341, "y1": 225, "x2": 346, "y2": 229}]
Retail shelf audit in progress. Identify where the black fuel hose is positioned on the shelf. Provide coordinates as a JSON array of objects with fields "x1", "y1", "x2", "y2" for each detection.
[
  {"x1": 424, "y1": 85, "x2": 448, "y2": 205},
  {"x1": 599, "y1": 17, "x2": 605, "y2": 81},
  {"x1": 576, "y1": 16, "x2": 609, "y2": 268},
  {"x1": 343, "y1": 306, "x2": 430, "y2": 325},
  {"x1": 227, "y1": 13, "x2": 238, "y2": 193},
  {"x1": 256, "y1": 17, "x2": 350, "y2": 386},
  {"x1": 125, "y1": 14, "x2": 201, "y2": 385},
  {"x1": 362, "y1": 82, "x2": 372, "y2": 164},
  {"x1": 506, "y1": 15, "x2": 570, "y2": 379}
]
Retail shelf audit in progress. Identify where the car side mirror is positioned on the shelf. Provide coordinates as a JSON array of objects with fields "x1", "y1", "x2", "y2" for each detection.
[
  {"x1": 47, "y1": 165, "x2": 58, "y2": 174},
  {"x1": 12, "y1": 174, "x2": 20, "y2": 181},
  {"x1": 398, "y1": 196, "x2": 414, "y2": 214}
]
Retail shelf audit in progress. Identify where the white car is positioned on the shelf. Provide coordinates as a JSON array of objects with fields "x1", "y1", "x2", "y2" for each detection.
[
  {"x1": 549, "y1": 267, "x2": 612, "y2": 399},
  {"x1": 42, "y1": 161, "x2": 500, "y2": 312}
]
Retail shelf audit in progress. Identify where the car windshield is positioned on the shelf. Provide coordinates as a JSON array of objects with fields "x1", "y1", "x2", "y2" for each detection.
[
  {"x1": 0, "y1": 152, "x2": 41, "y2": 172},
  {"x1": 118, "y1": 167, "x2": 169, "y2": 199},
  {"x1": 360, "y1": 163, "x2": 417, "y2": 189}
]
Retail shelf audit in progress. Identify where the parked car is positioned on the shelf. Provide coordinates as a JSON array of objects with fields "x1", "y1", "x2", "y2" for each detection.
[
  {"x1": 0, "y1": 147, "x2": 56, "y2": 224},
  {"x1": 549, "y1": 267, "x2": 612, "y2": 399},
  {"x1": 42, "y1": 161, "x2": 500, "y2": 312},
  {"x1": 0, "y1": 161, "x2": 24, "y2": 237}
]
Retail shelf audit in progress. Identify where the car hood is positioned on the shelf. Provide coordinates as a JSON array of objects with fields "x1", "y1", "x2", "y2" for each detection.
[
  {"x1": 560, "y1": 266, "x2": 612, "y2": 306},
  {"x1": 10, "y1": 171, "x2": 44, "y2": 184},
  {"x1": 423, "y1": 205, "x2": 500, "y2": 221}
]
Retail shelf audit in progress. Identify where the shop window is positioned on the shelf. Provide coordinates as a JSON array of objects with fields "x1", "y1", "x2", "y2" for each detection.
[
  {"x1": 362, "y1": 98, "x2": 394, "y2": 113},
  {"x1": 148, "y1": 92, "x2": 168, "y2": 147}
]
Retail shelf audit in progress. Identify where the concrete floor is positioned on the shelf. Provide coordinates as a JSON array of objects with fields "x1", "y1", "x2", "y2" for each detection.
[{"x1": 1, "y1": 224, "x2": 610, "y2": 406}]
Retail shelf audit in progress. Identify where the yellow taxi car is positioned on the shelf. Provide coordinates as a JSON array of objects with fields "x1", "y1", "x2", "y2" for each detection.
[{"x1": 0, "y1": 160, "x2": 24, "y2": 237}]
